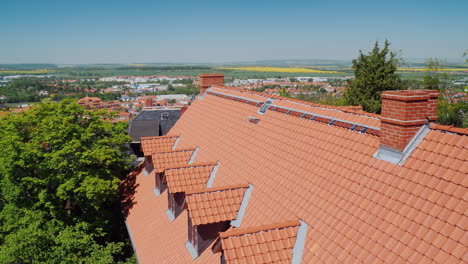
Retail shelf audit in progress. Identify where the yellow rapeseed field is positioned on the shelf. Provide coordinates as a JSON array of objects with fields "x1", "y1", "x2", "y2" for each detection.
[
  {"x1": 398, "y1": 68, "x2": 468, "y2": 72},
  {"x1": 220, "y1": 67, "x2": 339, "y2": 73},
  {"x1": 0, "y1": 69, "x2": 52, "y2": 74}
]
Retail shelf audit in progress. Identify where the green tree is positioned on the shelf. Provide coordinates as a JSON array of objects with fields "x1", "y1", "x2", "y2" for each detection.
[
  {"x1": 437, "y1": 99, "x2": 468, "y2": 128},
  {"x1": 343, "y1": 40, "x2": 403, "y2": 113},
  {"x1": 0, "y1": 100, "x2": 135, "y2": 263},
  {"x1": 422, "y1": 58, "x2": 448, "y2": 90}
]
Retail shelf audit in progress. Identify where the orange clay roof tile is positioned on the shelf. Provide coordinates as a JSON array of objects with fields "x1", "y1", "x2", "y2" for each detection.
[
  {"x1": 186, "y1": 185, "x2": 249, "y2": 225},
  {"x1": 151, "y1": 148, "x2": 196, "y2": 173},
  {"x1": 164, "y1": 162, "x2": 217, "y2": 193},
  {"x1": 123, "y1": 88, "x2": 468, "y2": 263},
  {"x1": 140, "y1": 134, "x2": 179, "y2": 156},
  {"x1": 219, "y1": 221, "x2": 300, "y2": 264}
]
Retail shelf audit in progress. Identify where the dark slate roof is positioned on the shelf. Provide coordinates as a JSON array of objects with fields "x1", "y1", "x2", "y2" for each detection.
[{"x1": 128, "y1": 110, "x2": 181, "y2": 142}]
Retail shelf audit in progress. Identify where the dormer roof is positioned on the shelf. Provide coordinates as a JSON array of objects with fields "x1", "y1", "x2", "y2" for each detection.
[
  {"x1": 140, "y1": 134, "x2": 179, "y2": 156},
  {"x1": 164, "y1": 162, "x2": 218, "y2": 193},
  {"x1": 186, "y1": 185, "x2": 249, "y2": 226},
  {"x1": 151, "y1": 148, "x2": 197, "y2": 174}
]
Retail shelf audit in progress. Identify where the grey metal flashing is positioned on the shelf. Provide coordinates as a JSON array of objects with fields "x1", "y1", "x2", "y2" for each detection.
[
  {"x1": 206, "y1": 89, "x2": 380, "y2": 133},
  {"x1": 124, "y1": 220, "x2": 141, "y2": 264},
  {"x1": 291, "y1": 220, "x2": 308, "y2": 264},
  {"x1": 172, "y1": 136, "x2": 180, "y2": 150},
  {"x1": 208, "y1": 90, "x2": 262, "y2": 104},
  {"x1": 270, "y1": 104, "x2": 380, "y2": 131},
  {"x1": 188, "y1": 147, "x2": 199, "y2": 164},
  {"x1": 166, "y1": 209, "x2": 175, "y2": 222},
  {"x1": 185, "y1": 241, "x2": 199, "y2": 260},
  {"x1": 198, "y1": 87, "x2": 212, "y2": 100},
  {"x1": 205, "y1": 161, "x2": 220, "y2": 188},
  {"x1": 230, "y1": 184, "x2": 253, "y2": 228},
  {"x1": 398, "y1": 124, "x2": 430, "y2": 165},
  {"x1": 143, "y1": 169, "x2": 149, "y2": 177},
  {"x1": 153, "y1": 187, "x2": 161, "y2": 197},
  {"x1": 374, "y1": 124, "x2": 430, "y2": 165},
  {"x1": 374, "y1": 147, "x2": 404, "y2": 164}
]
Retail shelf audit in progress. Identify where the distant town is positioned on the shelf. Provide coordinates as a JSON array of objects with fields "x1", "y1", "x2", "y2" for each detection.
[{"x1": 1, "y1": 72, "x2": 467, "y2": 124}]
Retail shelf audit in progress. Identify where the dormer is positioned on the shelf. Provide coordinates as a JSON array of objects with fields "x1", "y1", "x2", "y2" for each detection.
[
  {"x1": 150, "y1": 148, "x2": 198, "y2": 196},
  {"x1": 184, "y1": 184, "x2": 252, "y2": 259},
  {"x1": 140, "y1": 135, "x2": 180, "y2": 172},
  {"x1": 216, "y1": 220, "x2": 308, "y2": 264},
  {"x1": 163, "y1": 162, "x2": 219, "y2": 220}
]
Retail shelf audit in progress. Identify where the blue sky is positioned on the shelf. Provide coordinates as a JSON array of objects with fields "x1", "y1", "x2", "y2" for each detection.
[{"x1": 1, "y1": 0, "x2": 467, "y2": 64}]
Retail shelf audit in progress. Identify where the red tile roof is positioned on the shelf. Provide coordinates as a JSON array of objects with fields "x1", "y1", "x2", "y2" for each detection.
[
  {"x1": 219, "y1": 221, "x2": 300, "y2": 264},
  {"x1": 140, "y1": 135, "x2": 179, "y2": 156},
  {"x1": 123, "y1": 86, "x2": 468, "y2": 263},
  {"x1": 151, "y1": 148, "x2": 196, "y2": 173},
  {"x1": 120, "y1": 163, "x2": 220, "y2": 264},
  {"x1": 186, "y1": 184, "x2": 249, "y2": 225},
  {"x1": 164, "y1": 162, "x2": 217, "y2": 193}
]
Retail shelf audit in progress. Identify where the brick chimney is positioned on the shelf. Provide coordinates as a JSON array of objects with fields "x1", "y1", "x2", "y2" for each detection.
[
  {"x1": 199, "y1": 74, "x2": 224, "y2": 94},
  {"x1": 179, "y1": 105, "x2": 188, "y2": 115},
  {"x1": 380, "y1": 90, "x2": 438, "y2": 152},
  {"x1": 145, "y1": 98, "x2": 152, "y2": 107}
]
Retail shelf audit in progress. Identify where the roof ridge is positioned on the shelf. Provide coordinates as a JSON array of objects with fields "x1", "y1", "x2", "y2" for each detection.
[
  {"x1": 164, "y1": 161, "x2": 218, "y2": 170},
  {"x1": 185, "y1": 184, "x2": 250, "y2": 195},
  {"x1": 219, "y1": 220, "x2": 300, "y2": 239},
  {"x1": 429, "y1": 123, "x2": 468, "y2": 135},
  {"x1": 141, "y1": 134, "x2": 180, "y2": 141},
  {"x1": 151, "y1": 148, "x2": 196, "y2": 155},
  {"x1": 211, "y1": 86, "x2": 380, "y2": 119}
]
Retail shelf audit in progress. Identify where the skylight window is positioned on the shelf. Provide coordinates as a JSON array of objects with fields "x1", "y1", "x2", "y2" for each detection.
[{"x1": 257, "y1": 99, "x2": 275, "y2": 114}]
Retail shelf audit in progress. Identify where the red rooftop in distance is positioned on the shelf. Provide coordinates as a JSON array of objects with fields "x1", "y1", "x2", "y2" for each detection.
[{"x1": 121, "y1": 74, "x2": 467, "y2": 264}]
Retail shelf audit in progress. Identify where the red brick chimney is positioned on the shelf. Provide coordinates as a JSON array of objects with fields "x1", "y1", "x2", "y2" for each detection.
[
  {"x1": 199, "y1": 74, "x2": 224, "y2": 94},
  {"x1": 180, "y1": 105, "x2": 188, "y2": 115},
  {"x1": 380, "y1": 90, "x2": 438, "y2": 151},
  {"x1": 145, "y1": 98, "x2": 152, "y2": 107}
]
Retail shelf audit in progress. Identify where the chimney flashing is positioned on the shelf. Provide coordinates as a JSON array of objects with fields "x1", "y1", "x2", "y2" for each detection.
[{"x1": 375, "y1": 124, "x2": 430, "y2": 165}]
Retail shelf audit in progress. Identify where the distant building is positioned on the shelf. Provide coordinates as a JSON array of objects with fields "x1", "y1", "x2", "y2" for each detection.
[{"x1": 127, "y1": 109, "x2": 182, "y2": 157}]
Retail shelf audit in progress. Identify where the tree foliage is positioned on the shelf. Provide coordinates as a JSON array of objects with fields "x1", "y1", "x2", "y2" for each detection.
[
  {"x1": 0, "y1": 100, "x2": 135, "y2": 263},
  {"x1": 422, "y1": 58, "x2": 448, "y2": 90},
  {"x1": 343, "y1": 40, "x2": 403, "y2": 113},
  {"x1": 420, "y1": 58, "x2": 467, "y2": 128}
]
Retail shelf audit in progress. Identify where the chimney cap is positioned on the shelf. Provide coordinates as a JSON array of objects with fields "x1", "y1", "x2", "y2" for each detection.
[{"x1": 381, "y1": 90, "x2": 438, "y2": 101}]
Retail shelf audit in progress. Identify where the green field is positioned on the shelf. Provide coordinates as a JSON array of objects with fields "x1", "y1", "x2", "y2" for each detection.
[{"x1": 1, "y1": 62, "x2": 467, "y2": 80}]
